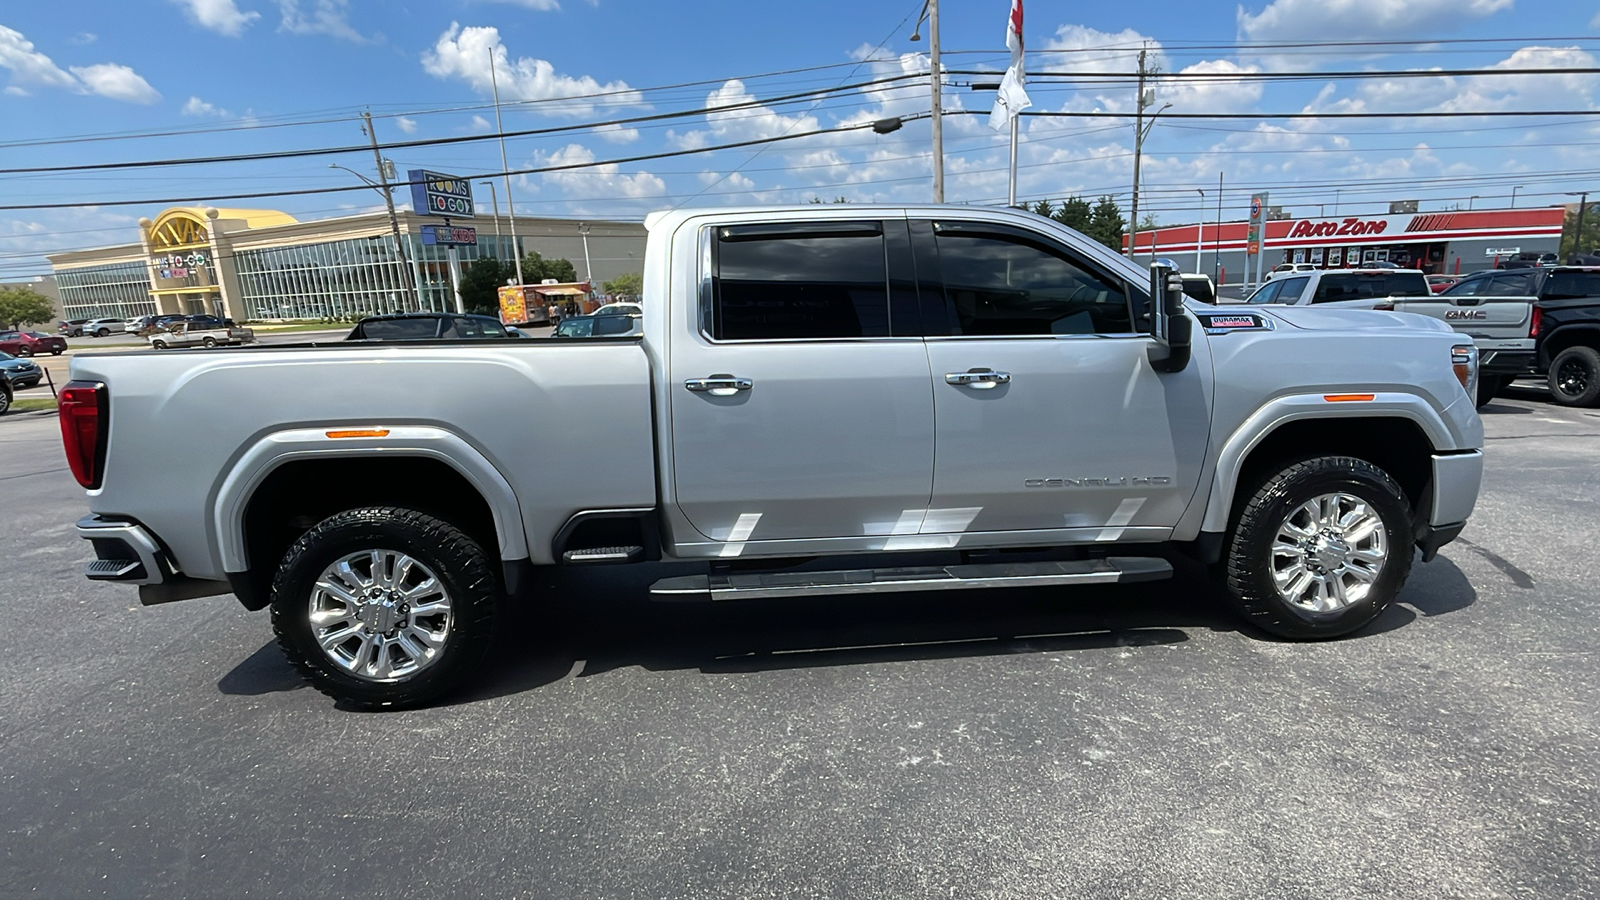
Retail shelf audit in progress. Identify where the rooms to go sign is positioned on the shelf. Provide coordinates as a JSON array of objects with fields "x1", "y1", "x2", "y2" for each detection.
[{"x1": 408, "y1": 169, "x2": 476, "y2": 218}]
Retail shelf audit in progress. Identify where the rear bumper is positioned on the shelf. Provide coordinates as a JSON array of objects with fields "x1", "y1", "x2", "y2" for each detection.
[
  {"x1": 77, "y1": 515, "x2": 231, "y2": 605},
  {"x1": 1479, "y1": 349, "x2": 1535, "y2": 377}
]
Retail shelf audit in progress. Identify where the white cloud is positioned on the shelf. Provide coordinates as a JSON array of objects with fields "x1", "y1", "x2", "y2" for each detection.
[
  {"x1": 396, "y1": 116, "x2": 418, "y2": 133},
  {"x1": 3, "y1": 85, "x2": 25, "y2": 96},
  {"x1": 70, "y1": 33, "x2": 96, "y2": 46},
  {"x1": 182, "y1": 95, "x2": 227, "y2": 116},
  {"x1": 0, "y1": 25, "x2": 79, "y2": 91},
  {"x1": 536, "y1": 143, "x2": 666, "y2": 199},
  {"x1": 421, "y1": 23, "x2": 645, "y2": 117},
  {"x1": 1238, "y1": 0, "x2": 1513, "y2": 43},
  {"x1": 469, "y1": 114, "x2": 492, "y2": 132},
  {"x1": 277, "y1": 0, "x2": 366, "y2": 41},
  {"x1": 1040, "y1": 25, "x2": 1260, "y2": 115},
  {"x1": 68, "y1": 64, "x2": 160, "y2": 104},
  {"x1": 169, "y1": 0, "x2": 260, "y2": 36},
  {"x1": 593, "y1": 123, "x2": 638, "y2": 143}
]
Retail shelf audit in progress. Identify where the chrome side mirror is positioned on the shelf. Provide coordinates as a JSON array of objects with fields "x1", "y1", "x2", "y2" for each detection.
[{"x1": 1148, "y1": 258, "x2": 1191, "y2": 373}]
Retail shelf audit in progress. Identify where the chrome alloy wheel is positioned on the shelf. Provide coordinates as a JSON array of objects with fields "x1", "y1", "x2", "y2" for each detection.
[
  {"x1": 308, "y1": 550, "x2": 452, "y2": 682},
  {"x1": 1269, "y1": 492, "x2": 1388, "y2": 613}
]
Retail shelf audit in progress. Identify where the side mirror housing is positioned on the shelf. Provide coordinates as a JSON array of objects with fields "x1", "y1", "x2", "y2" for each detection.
[{"x1": 1147, "y1": 259, "x2": 1192, "y2": 373}]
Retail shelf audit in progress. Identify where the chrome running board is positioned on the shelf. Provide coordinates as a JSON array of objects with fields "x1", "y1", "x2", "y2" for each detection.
[{"x1": 650, "y1": 557, "x2": 1172, "y2": 601}]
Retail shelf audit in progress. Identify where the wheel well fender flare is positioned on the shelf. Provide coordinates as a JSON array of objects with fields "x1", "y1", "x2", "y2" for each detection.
[
  {"x1": 1539, "y1": 323, "x2": 1600, "y2": 366},
  {"x1": 214, "y1": 425, "x2": 529, "y2": 573},
  {"x1": 1199, "y1": 393, "x2": 1454, "y2": 535}
]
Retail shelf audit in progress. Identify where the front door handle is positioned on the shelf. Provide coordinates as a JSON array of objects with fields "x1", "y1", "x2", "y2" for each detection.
[
  {"x1": 945, "y1": 368, "x2": 1011, "y2": 389},
  {"x1": 685, "y1": 375, "x2": 753, "y2": 396}
]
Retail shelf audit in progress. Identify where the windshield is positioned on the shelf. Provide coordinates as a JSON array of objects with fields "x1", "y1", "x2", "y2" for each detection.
[
  {"x1": 591, "y1": 315, "x2": 637, "y2": 336},
  {"x1": 356, "y1": 318, "x2": 441, "y2": 340},
  {"x1": 555, "y1": 318, "x2": 594, "y2": 337}
]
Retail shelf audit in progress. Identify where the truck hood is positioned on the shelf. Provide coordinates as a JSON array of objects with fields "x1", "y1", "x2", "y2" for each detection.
[{"x1": 1258, "y1": 305, "x2": 1453, "y2": 335}]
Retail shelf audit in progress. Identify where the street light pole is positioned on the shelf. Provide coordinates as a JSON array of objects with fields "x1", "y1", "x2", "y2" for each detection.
[
  {"x1": 478, "y1": 181, "x2": 502, "y2": 258},
  {"x1": 1195, "y1": 189, "x2": 1205, "y2": 274},
  {"x1": 1510, "y1": 185, "x2": 1525, "y2": 208},
  {"x1": 1569, "y1": 191, "x2": 1591, "y2": 262},
  {"x1": 489, "y1": 49, "x2": 524, "y2": 287},
  {"x1": 1469, "y1": 195, "x2": 1479, "y2": 210},
  {"x1": 1215, "y1": 171, "x2": 1224, "y2": 284},
  {"x1": 909, "y1": 0, "x2": 943, "y2": 202},
  {"x1": 578, "y1": 223, "x2": 594, "y2": 291}
]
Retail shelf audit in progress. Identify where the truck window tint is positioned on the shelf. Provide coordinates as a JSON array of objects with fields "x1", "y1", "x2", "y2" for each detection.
[
  {"x1": 1244, "y1": 281, "x2": 1285, "y2": 304},
  {"x1": 1312, "y1": 272, "x2": 1429, "y2": 303},
  {"x1": 592, "y1": 315, "x2": 636, "y2": 336},
  {"x1": 713, "y1": 230, "x2": 889, "y2": 340},
  {"x1": 1487, "y1": 274, "x2": 1537, "y2": 296},
  {"x1": 934, "y1": 232, "x2": 1131, "y2": 335},
  {"x1": 1272, "y1": 276, "x2": 1310, "y2": 304},
  {"x1": 1544, "y1": 271, "x2": 1600, "y2": 300},
  {"x1": 359, "y1": 319, "x2": 440, "y2": 340},
  {"x1": 1441, "y1": 275, "x2": 1490, "y2": 296}
]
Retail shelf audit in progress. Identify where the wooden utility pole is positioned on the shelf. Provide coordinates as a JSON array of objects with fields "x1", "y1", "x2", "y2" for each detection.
[{"x1": 362, "y1": 110, "x2": 421, "y2": 307}]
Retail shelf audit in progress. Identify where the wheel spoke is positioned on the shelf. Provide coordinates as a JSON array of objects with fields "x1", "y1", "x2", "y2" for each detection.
[
  {"x1": 334, "y1": 559, "x2": 367, "y2": 592},
  {"x1": 309, "y1": 605, "x2": 356, "y2": 628},
  {"x1": 1271, "y1": 540, "x2": 1306, "y2": 558},
  {"x1": 308, "y1": 547, "x2": 454, "y2": 684},
  {"x1": 317, "y1": 623, "x2": 360, "y2": 650},
  {"x1": 403, "y1": 578, "x2": 444, "y2": 603},
  {"x1": 314, "y1": 578, "x2": 359, "y2": 605}
]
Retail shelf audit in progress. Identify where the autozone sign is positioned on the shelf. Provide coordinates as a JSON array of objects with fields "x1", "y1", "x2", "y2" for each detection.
[{"x1": 1288, "y1": 218, "x2": 1390, "y2": 239}]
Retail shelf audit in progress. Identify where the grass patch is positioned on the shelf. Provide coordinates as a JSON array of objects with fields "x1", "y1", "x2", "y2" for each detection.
[{"x1": 10, "y1": 396, "x2": 58, "y2": 412}]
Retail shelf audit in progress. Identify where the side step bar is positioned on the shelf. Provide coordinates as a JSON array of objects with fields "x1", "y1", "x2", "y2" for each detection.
[{"x1": 650, "y1": 557, "x2": 1172, "y2": 602}]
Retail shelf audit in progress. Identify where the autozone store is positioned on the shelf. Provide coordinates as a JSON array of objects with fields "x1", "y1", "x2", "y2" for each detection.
[{"x1": 1125, "y1": 206, "x2": 1566, "y2": 283}]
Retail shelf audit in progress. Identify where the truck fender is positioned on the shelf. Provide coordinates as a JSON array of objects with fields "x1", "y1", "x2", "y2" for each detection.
[
  {"x1": 212, "y1": 425, "x2": 529, "y2": 573},
  {"x1": 1197, "y1": 392, "x2": 1457, "y2": 535},
  {"x1": 1537, "y1": 322, "x2": 1600, "y2": 368}
]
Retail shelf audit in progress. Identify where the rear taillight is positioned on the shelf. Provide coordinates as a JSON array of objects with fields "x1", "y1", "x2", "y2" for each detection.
[
  {"x1": 59, "y1": 381, "x2": 107, "y2": 489},
  {"x1": 1530, "y1": 306, "x2": 1542, "y2": 339}
]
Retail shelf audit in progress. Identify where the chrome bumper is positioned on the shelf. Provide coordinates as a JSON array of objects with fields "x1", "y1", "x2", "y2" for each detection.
[{"x1": 1430, "y1": 451, "x2": 1483, "y2": 527}]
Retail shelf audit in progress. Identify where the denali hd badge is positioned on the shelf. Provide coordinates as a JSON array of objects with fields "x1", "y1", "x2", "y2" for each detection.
[{"x1": 1196, "y1": 312, "x2": 1274, "y2": 335}]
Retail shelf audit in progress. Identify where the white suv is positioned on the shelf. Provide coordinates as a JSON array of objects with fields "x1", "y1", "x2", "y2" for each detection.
[
  {"x1": 1242, "y1": 268, "x2": 1431, "y2": 308},
  {"x1": 1265, "y1": 263, "x2": 1318, "y2": 280}
]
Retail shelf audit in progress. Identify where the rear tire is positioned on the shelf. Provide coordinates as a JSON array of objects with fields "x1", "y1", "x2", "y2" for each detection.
[
  {"x1": 203, "y1": 337, "x2": 218, "y2": 348},
  {"x1": 151, "y1": 340, "x2": 166, "y2": 350},
  {"x1": 16, "y1": 347, "x2": 30, "y2": 357},
  {"x1": 96, "y1": 328, "x2": 109, "y2": 337},
  {"x1": 1221, "y1": 456, "x2": 1413, "y2": 640},
  {"x1": 1548, "y1": 346, "x2": 1600, "y2": 407},
  {"x1": 269, "y1": 507, "x2": 499, "y2": 710},
  {"x1": 1475, "y1": 374, "x2": 1508, "y2": 409}
]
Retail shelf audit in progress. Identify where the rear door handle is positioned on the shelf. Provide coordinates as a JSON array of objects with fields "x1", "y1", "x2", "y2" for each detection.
[
  {"x1": 685, "y1": 375, "x2": 753, "y2": 396},
  {"x1": 945, "y1": 368, "x2": 1011, "y2": 389}
]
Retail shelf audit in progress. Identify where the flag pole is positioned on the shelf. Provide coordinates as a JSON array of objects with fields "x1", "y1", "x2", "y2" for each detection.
[{"x1": 1008, "y1": 115, "x2": 1019, "y2": 207}]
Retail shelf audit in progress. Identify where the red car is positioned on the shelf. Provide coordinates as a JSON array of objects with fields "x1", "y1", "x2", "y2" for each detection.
[
  {"x1": 0, "y1": 330, "x2": 68, "y2": 356},
  {"x1": 1426, "y1": 275, "x2": 1461, "y2": 294}
]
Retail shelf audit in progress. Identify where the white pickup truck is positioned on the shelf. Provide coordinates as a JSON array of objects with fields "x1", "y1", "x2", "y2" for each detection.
[
  {"x1": 63, "y1": 205, "x2": 1485, "y2": 709},
  {"x1": 147, "y1": 320, "x2": 256, "y2": 349}
]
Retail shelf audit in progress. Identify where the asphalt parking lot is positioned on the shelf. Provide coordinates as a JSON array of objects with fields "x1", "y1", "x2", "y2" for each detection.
[{"x1": 1, "y1": 384, "x2": 1597, "y2": 898}]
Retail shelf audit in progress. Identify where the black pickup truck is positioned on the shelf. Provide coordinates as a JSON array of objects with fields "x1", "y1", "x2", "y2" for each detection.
[{"x1": 1400, "y1": 266, "x2": 1600, "y2": 406}]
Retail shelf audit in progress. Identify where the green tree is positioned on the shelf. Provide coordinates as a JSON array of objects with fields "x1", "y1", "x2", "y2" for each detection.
[
  {"x1": 519, "y1": 251, "x2": 578, "y2": 285},
  {"x1": 0, "y1": 287, "x2": 55, "y2": 329},
  {"x1": 602, "y1": 272, "x2": 643, "y2": 299},
  {"x1": 1138, "y1": 212, "x2": 1159, "y2": 231},
  {"x1": 1560, "y1": 205, "x2": 1600, "y2": 262},
  {"x1": 459, "y1": 258, "x2": 513, "y2": 317},
  {"x1": 1085, "y1": 195, "x2": 1127, "y2": 252},
  {"x1": 1029, "y1": 199, "x2": 1055, "y2": 219},
  {"x1": 1051, "y1": 196, "x2": 1093, "y2": 235}
]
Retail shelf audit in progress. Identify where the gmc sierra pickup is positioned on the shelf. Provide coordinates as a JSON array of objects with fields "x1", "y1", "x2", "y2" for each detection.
[{"x1": 63, "y1": 205, "x2": 1485, "y2": 709}]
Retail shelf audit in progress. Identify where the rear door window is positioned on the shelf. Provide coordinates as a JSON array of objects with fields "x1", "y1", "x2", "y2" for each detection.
[
  {"x1": 932, "y1": 226, "x2": 1132, "y2": 335},
  {"x1": 711, "y1": 221, "x2": 891, "y2": 340},
  {"x1": 1312, "y1": 272, "x2": 1430, "y2": 303},
  {"x1": 1543, "y1": 271, "x2": 1600, "y2": 300}
]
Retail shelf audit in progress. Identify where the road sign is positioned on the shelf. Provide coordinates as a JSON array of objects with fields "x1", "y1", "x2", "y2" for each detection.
[
  {"x1": 1250, "y1": 195, "x2": 1262, "y2": 219},
  {"x1": 408, "y1": 170, "x2": 476, "y2": 218},
  {"x1": 421, "y1": 225, "x2": 478, "y2": 246},
  {"x1": 1484, "y1": 247, "x2": 1520, "y2": 257}
]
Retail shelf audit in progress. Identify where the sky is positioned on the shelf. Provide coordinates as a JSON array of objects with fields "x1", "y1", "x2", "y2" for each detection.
[{"x1": 2, "y1": 0, "x2": 1599, "y2": 277}]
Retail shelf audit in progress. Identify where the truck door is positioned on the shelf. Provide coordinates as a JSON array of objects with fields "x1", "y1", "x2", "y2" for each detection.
[
  {"x1": 913, "y1": 220, "x2": 1211, "y2": 540},
  {"x1": 667, "y1": 218, "x2": 935, "y2": 544}
]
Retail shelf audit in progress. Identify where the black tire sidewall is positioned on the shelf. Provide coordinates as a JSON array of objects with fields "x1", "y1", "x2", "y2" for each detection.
[
  {"x1": 1475, "y1": 374, "x2": 1508, "y2": 408},
  {"x1": 1548, "y1": 346, "x2": 1600, "y2": 407},
  {"x1": 1225, "y1": 456, "x2": 1413, "y2": 640},
  {"x1": 270, "y1": 507, "x2": 498, "y2": 709}
]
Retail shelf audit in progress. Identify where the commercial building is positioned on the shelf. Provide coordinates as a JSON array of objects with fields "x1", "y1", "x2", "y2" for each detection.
[
  {"x1": 1125, "y1": 206, "x2": 1565, "y2": 284},
  {"x1": 47, "y1": 207, "x2": 646, "y2": 322}
]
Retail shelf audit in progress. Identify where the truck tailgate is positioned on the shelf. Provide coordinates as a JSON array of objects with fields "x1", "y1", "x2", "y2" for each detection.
[{"x1": 1392, "y1": 295, "x2": 1533, "y2": 348}]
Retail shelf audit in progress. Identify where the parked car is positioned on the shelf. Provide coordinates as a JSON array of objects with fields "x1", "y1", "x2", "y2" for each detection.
[
  {"x1": 63, "y1": 203, "x2": 1484, "y2": 709},
  {"x1": 591, "y1": 303, "x2": 643, "y2": 318},
  {"x1": 84, "y1": 318, "x2": 128, "y2": 337},
  {"x1": 345, "y1": 313, "x2": 515, "y2": 341},
  {"x1": 0, "y1": 371, "x2": 12, "y2": 416},
  {"x1": 550, "y1": 313, "x2": 643, "y2": 338},
  {"x1": 0, "y1": 351, "x2": 43, "y2": 389},
  {"x1": 58, "y1": 318, "x2": 92, "y2": 337},
  {"x1": 1359, "y1": 260, "x2": 1401, "y2": 269},
  {"x1": 1265, "y1": 263, "x2": 1318, "y2": 280},
  {"x1": 148, "y1": 321, "x2": 256, "y2": 349},
  {"x1": 0, "y1": 330, "x2": 67, "y2": 357},
  {"x1": 1242, "y1": 269, "x2": 1431, "y2": 308},
  {"x1": 1426, "y1": 275, "x2": 1461, "y2": 294}
]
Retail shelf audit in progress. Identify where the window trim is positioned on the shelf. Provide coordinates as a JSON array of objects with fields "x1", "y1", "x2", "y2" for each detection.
[
  {"x1": 924, "y1": 220, "x2": 1143, "y2": 339},
  {"x1": 695, "y1": 220, "x2": 918, "y2": 345}
]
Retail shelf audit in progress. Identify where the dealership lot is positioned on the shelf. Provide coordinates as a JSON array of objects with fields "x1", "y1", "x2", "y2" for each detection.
[{"x1": 1, "y1": 388, "x2": 1596, "y2": 898}]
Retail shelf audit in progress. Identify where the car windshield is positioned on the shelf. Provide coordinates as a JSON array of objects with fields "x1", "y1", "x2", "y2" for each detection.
[
  {"x1": 0, "y1": 351, "x2": 16, "y2": 361},
  {"x1": 356, "y1": 318, "x2": 441, "y2": 340},
  {"x1": 1312, "y1": 272, "x2": 1429, "y2": 302},
  {"x1": 555, "y1": 318, "x2": 595, "y2": 337}
]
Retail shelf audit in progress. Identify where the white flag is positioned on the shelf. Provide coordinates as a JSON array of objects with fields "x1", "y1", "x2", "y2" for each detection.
[{"x1": 989, "y1": 0, "x2": 1031, "y2": 131}]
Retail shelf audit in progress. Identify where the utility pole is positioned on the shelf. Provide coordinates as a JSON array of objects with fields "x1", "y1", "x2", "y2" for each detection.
[
  {"x1": 1571, "y1": 191, "x2": 1591, "y2": 262},
  {"x1": 361, "y1": 109, "x2": 421, "y2": 307},
  {"x1": 1215, "y1": 171, "x2": 1224, "y2": 284},
  {"x1": 1128, "y1": 47, "x2": 1168, "y2": 259},
  {"x1": 490, "y1": 49, "x2": 524, "y2": 287},
  {"x1": 929, "y1": 0, "x2": 944, "y2": 202}
]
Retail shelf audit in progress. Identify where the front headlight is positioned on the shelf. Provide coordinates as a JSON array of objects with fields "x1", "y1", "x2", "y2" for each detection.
[{"x1": 1452, "y1": 344, "x2": 1478, "y2": 400}]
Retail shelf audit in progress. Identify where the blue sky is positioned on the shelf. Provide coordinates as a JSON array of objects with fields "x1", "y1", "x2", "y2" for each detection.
[{"x1": 2, "y1": 0, "x2": 1599, "y2": 276}]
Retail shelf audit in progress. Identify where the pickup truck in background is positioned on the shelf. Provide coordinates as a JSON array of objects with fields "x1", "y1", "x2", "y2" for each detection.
[
  {"x1": 148, "y1": 321, "x2": 256, "y2": 349},
  {"x1": 63, "y1": 205, "x2": 1485, "y2": 709},
  {"x1": 1375, "y1": 266, "x2": 1600, "y2": 406},
  {"x1": 1240, "y1": 269, "x2": 1431, "y2": 309}
]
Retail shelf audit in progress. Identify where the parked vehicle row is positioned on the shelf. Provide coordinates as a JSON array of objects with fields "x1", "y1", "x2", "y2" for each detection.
[
  {"x1": 0, "y1": 330, "x2": 67, "y2": 357},
  {"x1": 149, "y1": 321, "x2": 257, "y2": 349}
]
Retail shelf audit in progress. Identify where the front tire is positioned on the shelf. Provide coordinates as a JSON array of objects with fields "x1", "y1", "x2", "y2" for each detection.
[
  {"x1": 270, "y1": 507, "x2": 499, "y2": 709},
  {"x1": 16, "y1": 347, "x2": 30, "y2": 357},
  {"x1": 203, "y1": 337, "x2": 218, "y2": 348},
  {"x1": 1475, "y1": 374, "x2": 1508, "y2": 409},
  {"x1": 1222, "y1": 456, "x2": 1413, "y2": 640},
  {"x1": 1548, "y1": 346, "x2": 1600, "y2": 407},
  {"x1": 151, "y1": 340, "x2": 166, "y2": 350}
]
